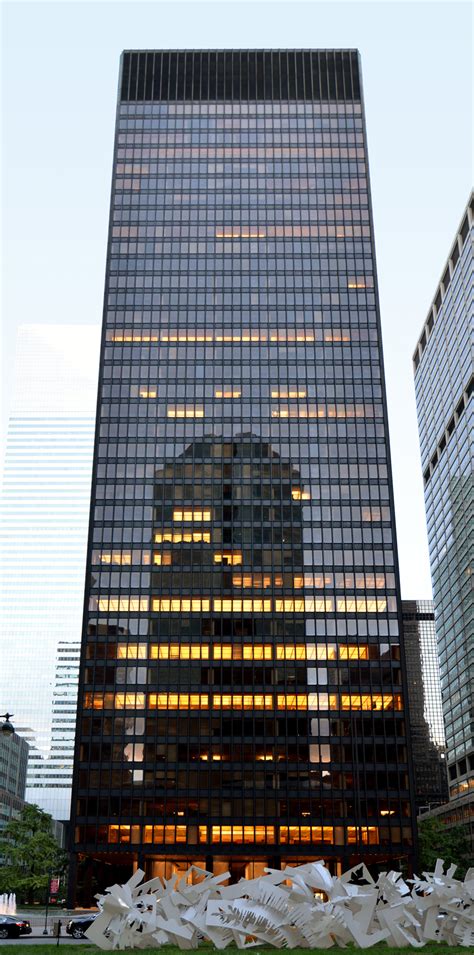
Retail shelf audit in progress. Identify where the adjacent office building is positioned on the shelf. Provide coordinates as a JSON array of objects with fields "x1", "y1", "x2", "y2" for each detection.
[
  {"x1": 413, "y1": 192, "x2": 473, "y2": 845},
  {"x1": 401, "y1": 600, "x2": 447, "y2": 812},
  {"x1": 70, "y1": 49, "x2": 416, "y2": 902},
  {"x1": 0, "y1": 324, "x2": 99, "y2": 821},
  {"x1": 0, "y1": 731, "x2": 29, "y2": 837}
]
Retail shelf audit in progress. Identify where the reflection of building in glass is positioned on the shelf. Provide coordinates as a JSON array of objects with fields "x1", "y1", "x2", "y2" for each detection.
[
  {"x1": 401, "y1": 601, "x2": 447, "y2": 811},
  {"x1": 413, "y1": 192, "x2": 473, "y2": 848},
  {"x1": 0, "y1": 324, "x2": 99, "y2": 821},
  {"x1": 0, "y1": 731, "x2": 29, "y2": 838},
  {"x1": 70, "y1": 49, "x2": 416, "y2": 903}
]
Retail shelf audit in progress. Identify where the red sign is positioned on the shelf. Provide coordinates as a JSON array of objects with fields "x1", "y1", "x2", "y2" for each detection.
[{"x1": 49, "y1": 878, "x2": 60, "y2": 895}]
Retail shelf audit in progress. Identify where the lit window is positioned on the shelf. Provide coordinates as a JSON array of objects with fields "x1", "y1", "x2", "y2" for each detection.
[
  {"x1": 148, "y1": 693, "x2": 209, "y2": 710},
  {"x1": 154, "y1": 531, "x2": 211, "y2": 544},
  {"x1": 232, "y1": 573, "x2": 274, "y2": 589},
  {"x1": 208, "y1": 825, "x2": 275, "y2": 843},
  {"x1": 114, "y1": 693, "x2": 146, "y2": 710},
  {"x1": 346, "y1": 826, "x2": 379, "y2": 845},
  {"x1": 244, "y1": 645, "x2": 272, "y2": 660},
  {"x1": 336, "y1": 597, "x2": 388, "y2": 613},
  {"x1": 213, "y1": 551, "x2": 242, "y2": 565},
  {"x1": 97, "y1": 596, "x2": 149, "y2": 612},
  {"x1": 167, "y1": 406, "x2": 204, "y2": 418},
  {"x1": 173, "y1": 510, "x2": 211, "y2": 522},
  {"x1": 271, "y1": 403, "x2": 369, "y2": 420},
  {"x1": 138, "y1": 388, "x2": 157, "y2": 399},
  {"x1": 213, "y1": 598, "x2": 272, "y2": 612},
  {"x1": 212, "y1": 694, "x2": 274, "y2": 710},
  {"x1": 214, "y1": 389, "x2": 242, "y2": 398},
  {"x1": 215, "y1": 230, "x2": 267, "y2": 239},
  {"x1": 272, "y1": 389, "x2": 307, "y2": 399},
  {"x1": 143, "y1": 825, "x2": 187, "y2": 844},
  {"x1": 339, "y1": 694, "x2": 403, "y2": 711},
  {"x1": 152, "y1": 553, "x2": 172, "y2": 566},
  {"x1": 108, "y1": 825, "x2": 141, "y2": 845},
  {"x1": 279, "y1": 826, "x2": 334, "y2": 844},
  {"x1": 116, "y1": 644, "x2": 147, "y2": 660},
  {"x1": 149, "y1": 645, "x2": 209, "y2": 660},
  {"x1": 291, "y1": 488, "x2": 311, "y2": 500},
  {"x1": 339, "y1": 645, "x2": 369, "y2": 660},
  {"x1": 152, "y1": 598, "x2": 211, "y2": 612}
]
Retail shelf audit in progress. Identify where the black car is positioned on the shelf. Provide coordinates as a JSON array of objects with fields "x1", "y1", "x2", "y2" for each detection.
[
  {"x1": 0, "y1": 916, "x2": 31, "y2": 939},
  {"x1": 65, "y1": 913, "x2": 97, "y2": 939}
]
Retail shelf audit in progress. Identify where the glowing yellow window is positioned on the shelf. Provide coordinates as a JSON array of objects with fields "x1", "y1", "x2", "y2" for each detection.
[
  {"x1": 114, "y1": 693, "x2": 146, "y2": 709},
  {"x1": 339, "y1": 645, "x2": 369, "y2": 661},
  {"x1": 272, "y1": 389, "x2": 307, "y2": 399},
  {"x1": 243, "y1": 645, "x2": 272, "y2": 660},
  {"x1": 98, "y1": 596, "x2": 149, "y2": 612},
  {"x1": 214, "y1": 389, "x2": 242, "y2": 398},
  {"x1": 167, "y1": 406, "x2": 204, "y2": 418},
  {"x1": 213, "y1": 645, "x2": 233, "y2": 660},
  {"x1": 153, "y1": 553, "x2": 172, "y2": 565},
  {"x1": 291, "y1": 488, "x2": 311, "y2": 500},
  {"x1": 154, "y1": 531, "x2": 211, "y2": 544},
  {"x1": 213, "y1": 551, "x2": 242, "y2": 565},
  {"x1": 116, "y1": 644, "x2": 147, "y2": 660},
  {"x1": 347, "y1": 826, "x2": 379, "y2": 845},
  {"x1": 173, "y1": 510, "x2": 211, "y2": 522},
  {"x1": 139, "y1": 388, "x2": 157, "y2": 399},
  {"x1": 347, "y1": 279, "x2": 367, "y2": 289}
]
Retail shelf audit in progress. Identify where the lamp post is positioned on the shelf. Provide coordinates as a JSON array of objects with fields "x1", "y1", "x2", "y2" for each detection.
[
  {"x1": 43, "y1": 873, "x2": 52, "y2": 936},
  {"x1": 0, "y1": 713, "x2": 15, "y2": 737}
]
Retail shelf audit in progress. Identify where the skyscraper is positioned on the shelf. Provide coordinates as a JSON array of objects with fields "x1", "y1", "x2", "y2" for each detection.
[
  {"x1": 413, "y1": 192, "x2": 473, "y2": 842},
  {"x1": 401, "y1": 600, "x2": 447, "y2": 812},
  {"x1": 0, "y1": 731, "x2": 29, "y2": 837},
  {"x1": 70, "y1": 49, "x2": 416, "y2": 902},
  {"x1": 0, "y1": 324, "x2": 99, "y2": 821}
]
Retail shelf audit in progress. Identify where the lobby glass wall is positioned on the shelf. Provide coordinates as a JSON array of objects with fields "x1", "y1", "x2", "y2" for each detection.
[{"x1": 70, "y1": 50, "x2": 415, "y2": 902}]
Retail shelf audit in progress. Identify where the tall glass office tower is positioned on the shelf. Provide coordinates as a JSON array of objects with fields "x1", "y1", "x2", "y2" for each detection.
[
  {"x1": 413, "y1": 193, "x2": 473, "y2": 817},
  {"x1": 0, "y1": 324, "x2": 99, "y2": 821},
  {"x1": 70, "y1": 50, "x2": 416, "y2": 902}
]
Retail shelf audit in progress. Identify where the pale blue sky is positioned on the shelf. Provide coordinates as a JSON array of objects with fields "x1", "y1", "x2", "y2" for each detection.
[{"x1": 2, "y1": 0, "x2": 472, "y2": 598}]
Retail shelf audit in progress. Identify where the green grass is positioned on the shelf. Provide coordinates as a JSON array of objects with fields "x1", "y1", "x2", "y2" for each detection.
[{"x1": 2, "y1": 946, "x2": 471, "y2": 954}]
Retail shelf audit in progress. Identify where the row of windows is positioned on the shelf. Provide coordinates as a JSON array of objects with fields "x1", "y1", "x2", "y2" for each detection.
[
  {"x1": 114, "y1": 642, "x2": 397, "y2": 661},
  {"x1": 115, "y1": 169, "x2": 367, "y2": 183},
  {"x1": 118, "y1": 101, "x2": 363, "y2": 116},
  {"x1": 83, "y1": 691, "x2": 403, "y2": 711},
  {"x1": 107, "y1": 329, "x2": 372, "y2": 343},
  {"x1": 112, "y1": 222, "x2": 373, "y2": 239},
  {"x1": 92, "y1": 596, "x2": 395, "y2": 614},
  {"x1": 105, "y1": 823, "x2": 381, "y2": 845},
  {"x1": 116, "y1": 138, "x2": 366, "y2": 157}
]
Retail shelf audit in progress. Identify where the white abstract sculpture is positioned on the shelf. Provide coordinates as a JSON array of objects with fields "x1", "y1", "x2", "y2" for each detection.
[{"x1": 86, "y1": 859, "x2": 474, "y2": 950}]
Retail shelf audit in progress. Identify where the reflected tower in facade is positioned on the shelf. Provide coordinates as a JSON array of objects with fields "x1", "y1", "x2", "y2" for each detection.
[{"x1": 70, "y1": 50, "x2": 416, "y2": 901}]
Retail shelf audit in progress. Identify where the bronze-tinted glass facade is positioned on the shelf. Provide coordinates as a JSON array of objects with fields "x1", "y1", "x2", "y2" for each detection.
[{"x1": 70, "y1": 50, "x2": 415, "y2": 903}]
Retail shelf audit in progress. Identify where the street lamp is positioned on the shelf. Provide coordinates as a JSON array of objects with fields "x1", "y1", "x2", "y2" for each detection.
[{"x1": 0, "y1": 713, "x2": 15, "y2": 737}]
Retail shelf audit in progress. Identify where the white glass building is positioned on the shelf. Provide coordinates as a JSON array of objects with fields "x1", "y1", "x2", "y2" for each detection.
[{"x1": 0, "y1": 324, "x2": 99, "y2": 820}]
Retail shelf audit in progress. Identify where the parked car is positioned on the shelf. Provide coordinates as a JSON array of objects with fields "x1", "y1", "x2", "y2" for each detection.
[
  {"x1": 0, "y1": 916, "x2": 31, "y2": 939},
  {"x1": 65, "y1": 913, "x2": 98, "y2": 939}
]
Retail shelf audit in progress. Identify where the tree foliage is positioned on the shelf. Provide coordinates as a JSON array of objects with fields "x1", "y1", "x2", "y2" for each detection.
[
  {"x1": 0, "y1": 803, "x2": 68, "y2": 902},
  {"x1": 418, "y1": 817, "x2": 472, "y2": 878}
]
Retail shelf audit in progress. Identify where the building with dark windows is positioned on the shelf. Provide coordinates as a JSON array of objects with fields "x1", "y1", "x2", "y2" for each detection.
[
  {"x1": 413, "y1": 192, "x2": 473, "y2": 854},
  {"x1": 0, "y1": 731, "x2": 29, "y2": 838},
  {"x1": 69, "y1": 49, "x2": 417, "y2": 903},
  {"x1": 401, "y1": 601, "x2": 448, "y2": 813}
]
